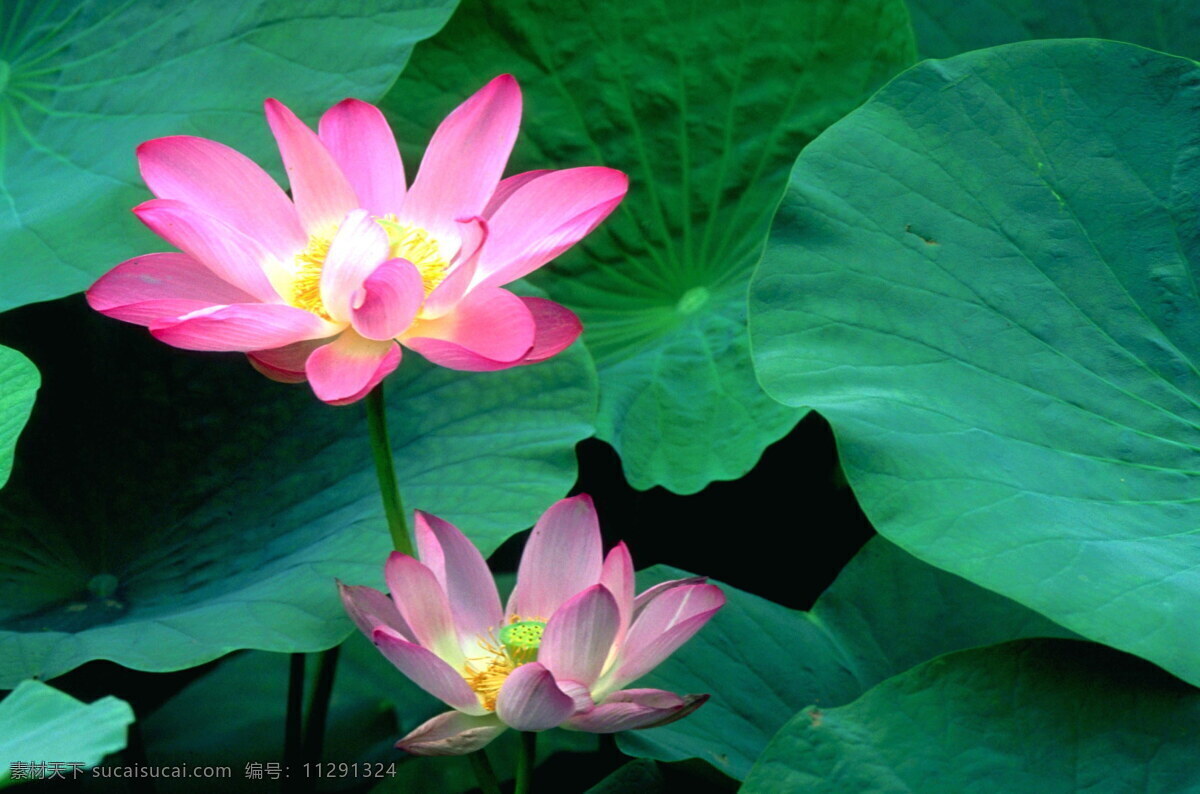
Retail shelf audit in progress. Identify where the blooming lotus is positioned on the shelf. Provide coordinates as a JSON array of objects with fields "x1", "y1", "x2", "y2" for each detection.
[
  {"x1": 338, "y1": 495, "x2": 724, "y2": 755},
  {"x1": 86, "y1": 76, "x2": 627, "y2": 405}
]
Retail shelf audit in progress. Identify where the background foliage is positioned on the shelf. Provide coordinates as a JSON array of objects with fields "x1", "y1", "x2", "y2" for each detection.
[
  {"x1": 383, "y1": 0, "x2": 916, "y2": 493},
  {"x1": 2, "y1": 0, "x2": 1199, "y2": 791}
]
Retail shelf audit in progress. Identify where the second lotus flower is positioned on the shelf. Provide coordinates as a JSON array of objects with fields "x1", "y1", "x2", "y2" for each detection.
[
  {"x1": 87, "y1": 75, "x2": 628, "y2": 404},
  {"x1": 339, "y1": 495, "x2": 725, "y2": 755}
]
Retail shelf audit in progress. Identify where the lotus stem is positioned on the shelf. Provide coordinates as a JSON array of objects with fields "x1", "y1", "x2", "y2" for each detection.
[{"x1": 364, "y1": 382, "x2": 413, "y2": 555}]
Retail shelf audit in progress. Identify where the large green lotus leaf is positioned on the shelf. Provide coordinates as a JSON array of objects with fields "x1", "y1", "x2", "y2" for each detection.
[
  {"x1": 750, "y1": 40, "x2": 1200, "y2": 685},
  {"x1": 907, "y1": 0, "x2": 1200, "y2": 59},
  {"x1": 613, "y1": 538, "x2": 1071, "y2": 780},
  {"x1": 143, "y1": 634, "x2": 596, "y2": 794},
  {"x1": 0, "y1": 680, "x2": 133, "y2": 786},
  {"x1": 743, "y1": 639, "x2": 1200, "y2": 793},
  {"x1": 0, "y1": 345, "x2": 36, "y2": 489},
  {"x1": 381, "y1": 0, "x2": 916, "y2": 493},
  {"x1": 0, "y1": 0, "x2": 458, "y2": 312},
  {"x1": 0, "y1": 297, "x2": 594, "y2": 687}
]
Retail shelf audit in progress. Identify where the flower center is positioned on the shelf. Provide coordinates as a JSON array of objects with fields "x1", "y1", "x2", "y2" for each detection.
[
  {"x1": 291, "y1": 228, "x2": 337, "y2": 320},
  {"x1": 288, "y1": 217, "x2": 451, "y2": 322},
  {"x1": 376, "y1": 215, "x2": 451, "y2": 295},
  {"x1": 499, "y1": 620, "x2": 546, "y2": 659},
  {"x1": 463, "y1": 618, "x2": 546, "y2": 711}
]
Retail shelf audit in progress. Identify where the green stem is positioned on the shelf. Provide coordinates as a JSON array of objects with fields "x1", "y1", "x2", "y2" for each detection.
[
  {"x1": 302, "y1": 646, "x2": 340, "y2": 767},
  {"x1": 467, "y1": 749, "x2": 502, "y2": 794},
  {"x1": 364, "y1": 382, "x2": 413, "y2": 555},
  {"x1": 515, "y1": 731, "x2": 537, "y2": 794},
  {"x1": 283, "y1": 653, "x2": 305, "y2": 792}
]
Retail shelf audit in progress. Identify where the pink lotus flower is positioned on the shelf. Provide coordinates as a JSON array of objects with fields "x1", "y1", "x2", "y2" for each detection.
[
  {"x1": 86, "y1": 76, "x2": 627, "y2": 405},
  {"x1": 338, "y1": 495, "x2": 724, "y2": 755}
]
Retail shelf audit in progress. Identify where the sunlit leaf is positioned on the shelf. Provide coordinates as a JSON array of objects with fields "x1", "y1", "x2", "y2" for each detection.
[
  {"x1": 0, "y1": 680, "x2": 133, "y2": 787},
  {"x1": 0, "y1": 345, "x2": 36, "y2": 489},
  {"x1": 751, "y1": 39, "x2": 1200, "y2": 686}
]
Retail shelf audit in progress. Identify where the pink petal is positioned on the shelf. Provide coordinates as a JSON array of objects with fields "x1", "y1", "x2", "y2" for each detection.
[
  {"x1": 304, "y1": 332, "x2": 401, "y2": 406},
  {"x1": 401, "y1": 75, "x2": 522, "y2": 241},
  {"x1": 521, "y1": 297, "x2": 582, "y2": 364},
  {"x1": 420, "y1": 217, "x2": 486, "y2": 319},
  {"x1": 350, "y1": 258, "x2": 425, "y2": 341},
  {"x1": 600, "y1": 543, "x2": 635, "y2": 651},
  {"x1": 319, "y1": 209, "x2": 390, "y2": 322},
  {"x1": 554, "y1": 679, "x2": 595, "y2": 713},
  {"x1": 134, "y1": 199, "x2": 282, "y2": 302},
  {"x1": 149, "y1": 303, "x2": 334, "y2": 352},
  {"x1": 384, "y1": 552, "x2": 463, "y2": 666},
  {"x1": 371, "y1": 628, "x2": 486, "y2": 715},
  {"x1": 483, "y1": 170, "x2": 551, "y2": 219},
  {"x1": 473, "y1": 166, "x2": 627, "y2": 290},
  {"x1": 414, "y1": 511, "x2": 503, "y2": 647},
  {"x1": 493, "y1": 662, "x2": 575, "y2": 731},
  {"x1": 506, "y1": 495, "x2": 603, "y2": 620},
  {"x1": 610, "y1": 584, "x2": 724, "y2": 690},
  {"x1": 632, "y1": 576, "x2": 709, "y2": 616},
  {"x1": 264, "y1": 98, "x2": 359, "y2": 233},
  {"x1": 397, "y1": 710, "x2": 506, "y2": 757},
  {"x1": 402, "y1": 286, "x2": 536, "y2": 371},
  {"x1": 566, "y1": 689, "x2": 709, "y2": 733},
  {"x1": 337, "y1": 581, "x2": 414, "y2": 642},
  {"x1": 246, "y1": 338, "x2": 326, "y2": 384},
  {"x1": 87, "y1": 252, "x2": 258, "y2": 325},
  {"x1": 539, "y1": 584, "x2": 620, "y2": 689},
  {"x1": 318, "y1": 99, "x2": 406, "y2": 217},
  {"x1": 137, "y1": 136, "x2": 306, "y2": 261}
]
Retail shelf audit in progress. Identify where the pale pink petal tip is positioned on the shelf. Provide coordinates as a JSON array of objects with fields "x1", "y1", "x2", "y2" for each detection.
[
  {"x1": 318, "y1": 98, "x2": 406, "y2": 217},
  {"x1": 413, "y1": 511, "x2": 503, "y2": 643},
  {"x1": 337, "y1": 580, "x2": 413, "y2": 642},
  {"x1": 507, "y1": 494, "x2": 603, "y2": 620},
  {"x1": 568, "y1": 690, "x2": 709, "y2": 733},
  {"x1": 263, "y1": 97, "x2": 358, "y2": 233},
  {"x1": 401, "y1": 74, "x2": 522, "y2": 239},
  {"x1": 396, "y1": 711, "x2": 505, "y2": 757}
]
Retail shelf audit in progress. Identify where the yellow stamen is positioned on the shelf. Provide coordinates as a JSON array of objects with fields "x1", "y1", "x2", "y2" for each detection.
[
  {"x1": 462, "y1": 616, "x2": 547, "y2": 711},
  {"x1": 290, "y1": 228, "x2": 337, "y2": 320},
  {"x1": 287, "y1": 217, "x2": 450, "y2": 323},
  {"x1": 463, "y1": 635, "x2": 516, "y2": 712},
  {"x1": 376, "y1": 215, "x2": 450, "y2": 295}
]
